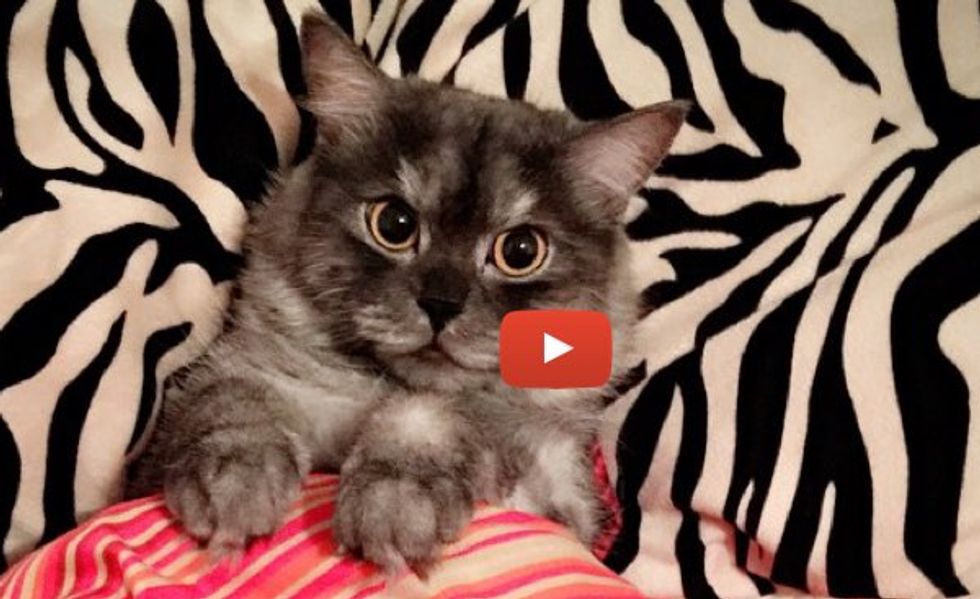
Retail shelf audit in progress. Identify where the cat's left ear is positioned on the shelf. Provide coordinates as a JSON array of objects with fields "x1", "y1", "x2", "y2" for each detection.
[
  {"x1": 301, "y1": 13, "x2": 386, "y2": 141},
  {"x1": 561, "y1": 101, "x2": 689, "y2": 217}
]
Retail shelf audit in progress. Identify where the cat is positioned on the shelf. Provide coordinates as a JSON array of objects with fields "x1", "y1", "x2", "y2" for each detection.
[{"x1": 127, "y1": 13, "x2": 687, "y2": 573}]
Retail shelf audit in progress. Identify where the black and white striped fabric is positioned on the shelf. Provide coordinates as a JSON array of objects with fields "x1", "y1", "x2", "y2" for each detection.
[{"x1": 1, "y1": 1, "x2": 977, "y2": 596}]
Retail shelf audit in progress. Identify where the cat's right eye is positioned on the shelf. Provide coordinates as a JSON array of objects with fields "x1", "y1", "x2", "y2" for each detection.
[
  {"x1": 491, "y1": 226, "x2": 548, "y2": 277},
  {"x1": 366, "y1": 198, "x2": 419, "y2": 252}
]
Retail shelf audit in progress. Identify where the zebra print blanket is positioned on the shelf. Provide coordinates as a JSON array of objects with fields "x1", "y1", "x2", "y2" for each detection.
[{"x1": 1, "y1": 1, "x2": 977, "y2": 597}]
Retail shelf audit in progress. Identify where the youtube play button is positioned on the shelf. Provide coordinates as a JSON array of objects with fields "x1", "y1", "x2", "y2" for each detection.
[
  {"x1": 499, "y1": 310, "x2": 612, "y2": 389},
  {"x1": 543, "y1": 333, "x2": 573, "y2": 364}
]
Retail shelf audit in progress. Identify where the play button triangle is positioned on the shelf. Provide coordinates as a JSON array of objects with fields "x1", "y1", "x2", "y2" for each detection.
[{"x1": 543, "y1": 332, "x2": 573, "y2": 364}]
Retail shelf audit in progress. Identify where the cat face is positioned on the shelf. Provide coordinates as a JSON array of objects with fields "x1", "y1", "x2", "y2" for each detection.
[
  {"x1": 300, "y1": 94, "x2": 623, "y2": 390},
  {"x1": 287, "y1": 15, "x2": 686, "y2": 392}
]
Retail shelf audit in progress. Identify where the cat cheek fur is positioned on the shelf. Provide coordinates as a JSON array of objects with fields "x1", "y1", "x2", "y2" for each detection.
[{"x1": 127, "y1": 11, "x2": 687, "y2": 569}]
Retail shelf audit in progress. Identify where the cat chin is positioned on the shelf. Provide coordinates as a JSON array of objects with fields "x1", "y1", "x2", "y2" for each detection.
[
  {"x1": 382, "y1": 350, "x2": 498, "y2": 393},
  {"x1": 374, "y1": 332, "x2": 498, "y2": 372}
]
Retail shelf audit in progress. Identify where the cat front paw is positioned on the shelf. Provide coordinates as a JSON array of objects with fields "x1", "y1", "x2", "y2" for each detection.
[
  {"x1": 164, "y1": 429, "x2": 305, "y2": 554},
  {"x1": 333, "y1": 460, "x2": 474, "y2": 573}
]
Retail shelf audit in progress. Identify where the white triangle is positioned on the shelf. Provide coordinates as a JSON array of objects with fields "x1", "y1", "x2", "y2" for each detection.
[{"x1": 543, "y1": 332, "x2": 573, "y2": 364}]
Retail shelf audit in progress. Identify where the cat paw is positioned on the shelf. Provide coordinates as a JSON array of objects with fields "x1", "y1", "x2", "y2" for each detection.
[
  {"x1": 164, "y1": 430, "x2": 304, "y2": 554},
  {"x1": 333, "y1": 463, "x2": 474, "y2": 573}
]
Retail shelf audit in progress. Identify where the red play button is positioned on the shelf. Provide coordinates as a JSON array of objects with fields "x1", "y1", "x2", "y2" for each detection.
[{"x1": 499, "y1": 310, "x2": 612, "y2": 389}]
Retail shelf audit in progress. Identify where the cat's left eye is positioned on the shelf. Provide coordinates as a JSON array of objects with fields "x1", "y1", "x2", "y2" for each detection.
[
  {"x1": 491, "y1": 226, "x2": 548, "y2": 277},
  {"x1": 367, "y1": 198, "x2": 419, "y2": 252}
]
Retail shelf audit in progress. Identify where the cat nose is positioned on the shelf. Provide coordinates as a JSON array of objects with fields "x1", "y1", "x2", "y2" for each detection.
[
  {"x1": 417, "y1": 265, "x2": 469, "y2": 333},
  {"x1": 417, "y1": 297, "x2": 463, "y2": 333}
]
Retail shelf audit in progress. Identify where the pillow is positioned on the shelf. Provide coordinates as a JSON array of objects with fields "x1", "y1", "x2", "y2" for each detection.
[
  {"x1": 0, "y1": 474, "x2": 645, "y2": 598},
  {"x1": 585, "y1": 2, "x2": 979, "y2": 597},
  {"x1": 0, "y1": 0, "x2": 304, "y2": 567}
]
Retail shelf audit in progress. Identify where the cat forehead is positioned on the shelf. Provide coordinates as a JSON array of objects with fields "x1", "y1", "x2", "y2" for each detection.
[
  {"x1": 386, "y1": 82, "x2": 572, "y2": 199},
  {"x1": 395, "y1": 151, "x2": 541, "y2": 227}
]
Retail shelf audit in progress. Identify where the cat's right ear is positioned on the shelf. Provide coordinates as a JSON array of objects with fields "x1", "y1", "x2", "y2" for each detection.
[
  {"x1": 560, "y1": 101, "x2": 689, "y2": 219},
  {"x1": 301, "y1": 13, "x2": 385, "y2": 141}
]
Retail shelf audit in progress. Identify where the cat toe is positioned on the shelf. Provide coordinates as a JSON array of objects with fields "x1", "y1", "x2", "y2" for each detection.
[
  {"x1": 333, "y1": 471, "x2": 473, "y2": 573},
  {"x1": 164, "y1": 432, "x2": 303, "y2": 550}
]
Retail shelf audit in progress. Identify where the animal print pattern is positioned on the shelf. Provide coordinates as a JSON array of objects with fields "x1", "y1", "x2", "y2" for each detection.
[{"x1": 1, "y1": 1, "x2": 977, "y2": 597}]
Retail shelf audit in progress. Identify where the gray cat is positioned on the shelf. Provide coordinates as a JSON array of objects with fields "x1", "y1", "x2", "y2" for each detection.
[{"x1": 127, "y1": 14, "x2": 687, "y2": 573}]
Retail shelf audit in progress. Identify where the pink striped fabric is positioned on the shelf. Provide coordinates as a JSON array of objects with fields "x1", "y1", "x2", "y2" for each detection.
[{"x1": 0, "y1": 475, "x2": 644, "y2": 599}]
